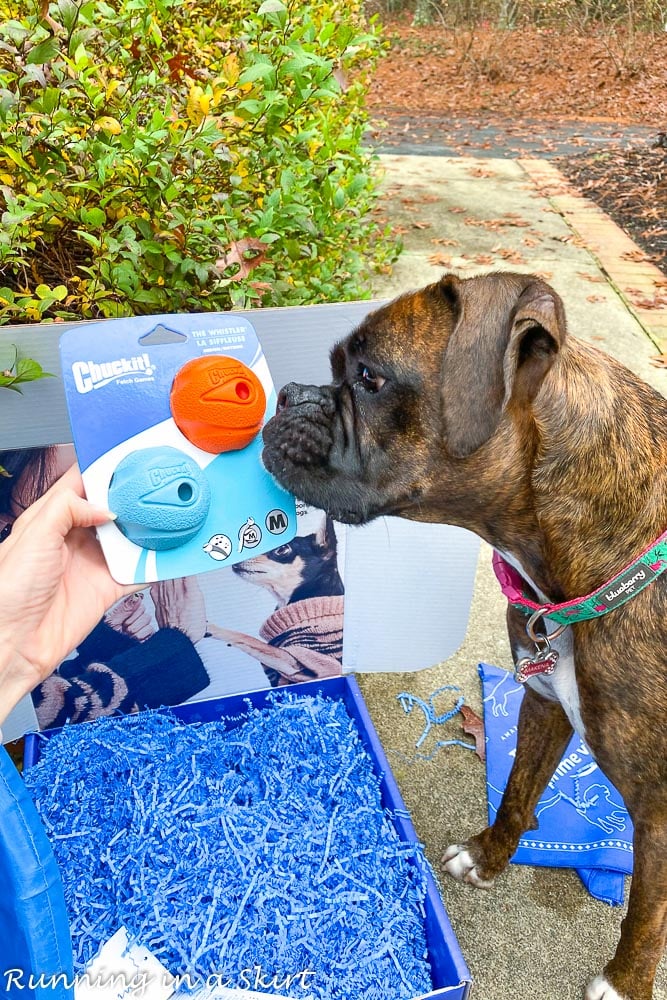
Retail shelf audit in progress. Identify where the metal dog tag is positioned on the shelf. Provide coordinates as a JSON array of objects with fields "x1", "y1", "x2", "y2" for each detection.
[{"x1": 514, "y1": 649, "x2": 559, "y2": 684}]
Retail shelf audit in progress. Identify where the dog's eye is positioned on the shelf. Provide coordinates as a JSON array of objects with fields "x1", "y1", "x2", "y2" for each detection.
[
  {"x1": 273, "y1": 544, "x2": 293, "y2": 558},
  {"x1": 357, "y1": 364, "x2": 385, "y2": 393}
]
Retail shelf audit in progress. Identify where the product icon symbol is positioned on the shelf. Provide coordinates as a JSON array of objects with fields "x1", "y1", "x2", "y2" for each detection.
[
  {"x1": 238, "y1": 516, "x2": 262, "y2": 552},
  {"x1": 265, "y1": 509, "x2": 289, "y2": 535},
  {"x1": 203, "y1": 533, "x2": 232, "y2": 562}
]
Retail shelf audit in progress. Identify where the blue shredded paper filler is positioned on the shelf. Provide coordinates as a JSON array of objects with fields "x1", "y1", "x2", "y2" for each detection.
[{"x1": 23, "y1": 693, "x2": 433, "y2": 999}]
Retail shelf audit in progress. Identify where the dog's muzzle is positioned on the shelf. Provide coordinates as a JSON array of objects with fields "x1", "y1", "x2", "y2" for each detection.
[
  {"x1": 263, "y1": 382, "x2": 337, "y2": 473},
  {"x1": 263, "y1": 382, "x2": 384, "y2": 525}
]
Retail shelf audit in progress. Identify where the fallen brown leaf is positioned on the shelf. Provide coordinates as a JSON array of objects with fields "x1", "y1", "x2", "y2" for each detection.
[
  {"x1": 216, "y1": 238, "x2": 268, "y2": 280},
  {"x1": 629, "y1": 294, "x2": 667, "y2": 309},
  {"x1": 460, "y1": 705, "x2": 485, "y2": 763},
  {"x1": 498, "y1": 248, "x2": 526, "y2": 265},
  {"x1": 576, "y1": 272, "x2": 605, "y2": 283},
  {"x1": 621, "y1": 249, "x2": 649, "y2": 263}
]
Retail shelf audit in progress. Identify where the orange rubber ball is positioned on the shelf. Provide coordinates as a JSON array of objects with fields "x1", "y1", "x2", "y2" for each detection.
[{"x1": 170, "y1": 355, "x2": 267, "y2": 454}]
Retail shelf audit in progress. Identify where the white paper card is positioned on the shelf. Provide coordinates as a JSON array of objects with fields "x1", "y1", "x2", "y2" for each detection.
[{"x1": 75, "y1": 927, "x2": 174, "y2": 1000}]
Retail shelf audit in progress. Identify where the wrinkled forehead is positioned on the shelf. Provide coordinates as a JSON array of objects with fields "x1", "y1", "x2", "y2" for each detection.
[{"x1": 330, "y1": 285, "x2": 450, "y2": 379}]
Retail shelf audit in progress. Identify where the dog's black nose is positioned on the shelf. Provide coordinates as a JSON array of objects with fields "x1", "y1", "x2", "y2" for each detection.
[
  {"x1": 274, "y1": 382, "x2": 335, "y2": 417},
  {"x1": 276, "y1": 382, "x2": 323, "y2": 411}
]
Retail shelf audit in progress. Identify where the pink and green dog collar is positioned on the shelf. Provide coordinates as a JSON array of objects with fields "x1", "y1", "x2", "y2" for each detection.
[
  {"x1": 494, "y1": 529, "x2": 667, "y2": 683},
  {"x1": 493, "y1": 528, "x2": 667, "y2": 627}
]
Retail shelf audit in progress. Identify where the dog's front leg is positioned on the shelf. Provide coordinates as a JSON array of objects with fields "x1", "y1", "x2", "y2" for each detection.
[
  {"x1": 586, "y1": 795, "x2": 667, "y2": 1000},
  {"x1": 444, "y1": 682, "x2": 573, "y2": 886}
]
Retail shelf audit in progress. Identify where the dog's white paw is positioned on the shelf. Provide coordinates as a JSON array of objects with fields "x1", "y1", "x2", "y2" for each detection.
[
  {"x1": 584, "y1": 975, "x2": 628, "y2": 1000},
  {"x1": 442, "y1": 844, "x2": 495, "y2": 888}
]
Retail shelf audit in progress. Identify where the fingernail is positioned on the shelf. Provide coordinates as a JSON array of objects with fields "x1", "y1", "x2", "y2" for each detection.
[{"x1": 95, "y1": 507, "x2": 117, "y2": 521}]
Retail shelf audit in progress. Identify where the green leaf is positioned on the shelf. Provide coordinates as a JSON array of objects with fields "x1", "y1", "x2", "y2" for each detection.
[
  {"x1": 0, "y1": 90, "x2": 18, "y2": 122},
  {"x1": 132, "y1": 289, "x2": 162, "y2": 304},
  {"x1": 0, "y1": 20, "x2": 29, "y2": 45},
  {"x1": 26, "y1": 36, "x2": 60, "y2": 65},
  {"x1": 333, "y1": 186, "x2": 346, "y2": 210},
  {"x1": 57, "y1": 0, "x2": 80, "y2": 32},
  {"x1": 0, "y1": 378, "x2": 22, "y2": 393},
  {"x1": 41, "y1": 87, "x2": 60, "y2": 115},
  {"x1": 258, "y1": 0, "x2": 286, "y2": 12},
  {"x1": 71, "y1": 41, "x2": 88, "y2": 67},
  {"x1": 80, "y1": 206, "x2": 106, "y2": 228},
  {"x1": 15, "y1": 358, "x2": 44, "y2": 380},
  {"x1": 1, "y1": 146, "x2": 31, "y2": 171},
  {"x1": 135, "y1": 218, "x2": 153, "y2": 240},
  {"x1": 238, "y1": 61, "x2": 276, "y2": 85},
  {"x1": 74, "y1": 229, "x2": 101, "y2": 249},
  {"x1": 236, "y1": 99, "x2": 265, "y2": 116},
  {"x1": 17, "y1": 358, "x2": 54, "y2": 381}
]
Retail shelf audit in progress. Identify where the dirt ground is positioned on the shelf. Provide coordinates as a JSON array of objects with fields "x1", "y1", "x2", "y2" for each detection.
[{"x1": 367, "y1": 18, "x2": 667, "y2": 278}]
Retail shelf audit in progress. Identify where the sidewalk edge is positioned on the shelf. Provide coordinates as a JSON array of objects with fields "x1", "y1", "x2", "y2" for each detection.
[{"x1": 518, "y1": 158, "x2": 667, "y2": 356}]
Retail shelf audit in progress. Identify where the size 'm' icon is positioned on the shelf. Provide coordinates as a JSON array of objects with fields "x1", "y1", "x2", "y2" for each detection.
[{"x1": 266, "y1": 509, "x2": 289, "y2": 535}]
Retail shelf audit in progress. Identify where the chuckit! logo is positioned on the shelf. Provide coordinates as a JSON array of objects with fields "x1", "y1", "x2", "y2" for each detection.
[{"x1": 71, "y1": 353, "x2": 155, "y2": 393}]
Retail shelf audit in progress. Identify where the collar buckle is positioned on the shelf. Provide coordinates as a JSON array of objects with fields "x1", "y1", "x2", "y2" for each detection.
[{"x1": 526, "y1": 606, "x2": 568, "y2": 645}]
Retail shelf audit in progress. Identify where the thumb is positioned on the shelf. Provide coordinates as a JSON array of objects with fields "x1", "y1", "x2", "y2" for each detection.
[
  {"x1": 33, "y1": 486, "x2": 117, "y2": 540},
  {"x1": 8, "y1": 462, "x2": 115, "y2": 537}
]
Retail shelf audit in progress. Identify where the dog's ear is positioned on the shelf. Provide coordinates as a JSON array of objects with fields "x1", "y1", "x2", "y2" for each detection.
[
  {"x1": 314, "y1": 514, "x2": 336, "y2": 552},
  {"x1": 440, "y1": 274, "x2": 566, "y2": 457}
]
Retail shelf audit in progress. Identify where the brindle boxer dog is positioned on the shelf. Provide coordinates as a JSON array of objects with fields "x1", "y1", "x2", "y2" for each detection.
[{"x1": 261, "y1": 272, "x2": 667, "y2": 1000}]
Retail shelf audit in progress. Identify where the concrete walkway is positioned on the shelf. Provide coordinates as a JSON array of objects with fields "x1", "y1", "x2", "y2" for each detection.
[
  {"x1": 372, "y1": 114, "x2": 658, "y2": 160},
  {"x1": 357, "y1": 154, "x2": 666, "y2": 1000}
]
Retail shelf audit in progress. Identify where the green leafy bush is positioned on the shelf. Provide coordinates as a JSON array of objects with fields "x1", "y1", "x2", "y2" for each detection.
[
  {"x1": 0, "y1": 342, "x2": 53, "y2": 390},
  {"x1": 0, "y1": 0, "x2": 397, "y2": 323}
]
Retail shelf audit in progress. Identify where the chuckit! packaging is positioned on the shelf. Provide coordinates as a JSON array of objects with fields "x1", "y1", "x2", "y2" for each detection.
[{"x1": 59, "y1": 314, "x2": 296, "y2": 584}]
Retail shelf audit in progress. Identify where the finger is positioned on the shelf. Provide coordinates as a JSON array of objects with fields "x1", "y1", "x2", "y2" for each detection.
[
  {"x1": 127, "y1": 613, "x2": 153, "y2": 638},
  {"x1": 134, "y1": 621, "x2": 154, "y2": 641},
  {"x1": 11, "y1": 462, "x2": 115, "y2": 536},
  {"x1": 10, "y1": 486, "x2": 115, "y2": 548},
  {"x1": 7, "y1": 463, "x2": 85, "y2": 531},
  {"x1": 124, "y1": 602, "x2": 146, "y2": 625}
]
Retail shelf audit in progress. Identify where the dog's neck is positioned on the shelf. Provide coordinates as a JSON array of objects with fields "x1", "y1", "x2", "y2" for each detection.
[{"x1": 486, "y1": 344, "x2": 667, "y2": 602}]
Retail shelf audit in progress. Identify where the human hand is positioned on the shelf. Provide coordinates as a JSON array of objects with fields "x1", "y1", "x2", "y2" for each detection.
[
  {"x1": 149, "y1": 577, "x2": 207, "y2": 645},
  {"x1": 105, "y1": 592, "x2": 155, "y2": 642},
  {"x1": 0, "y1": 464, "x2": 134, "y2": 725}
]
